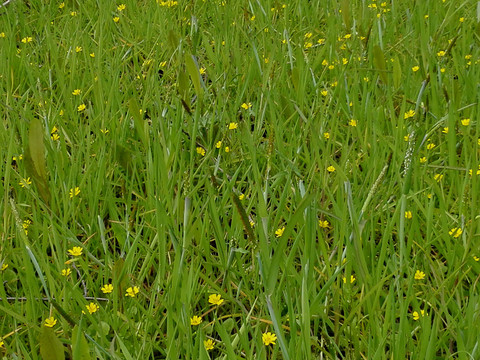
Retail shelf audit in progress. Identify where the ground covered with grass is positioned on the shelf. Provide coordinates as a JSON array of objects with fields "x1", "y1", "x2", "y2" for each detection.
[{"x1": 1, "y1": 0, "x2": 480, "y2": 358}]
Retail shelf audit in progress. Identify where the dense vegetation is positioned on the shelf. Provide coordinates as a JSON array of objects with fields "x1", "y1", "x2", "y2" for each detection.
[{"x1": 1, "y1": 0, "x2": 479, "y2": 358}]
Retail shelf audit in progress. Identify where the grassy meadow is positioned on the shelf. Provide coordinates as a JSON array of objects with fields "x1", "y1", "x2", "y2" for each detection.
[{"x1": 1, "y1": 0, "x2": 480, "y2": 358}]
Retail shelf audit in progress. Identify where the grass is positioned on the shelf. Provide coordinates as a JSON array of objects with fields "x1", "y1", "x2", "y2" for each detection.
[{"x1": 1, "y1": 0, "x2": 479, "y2": 358}]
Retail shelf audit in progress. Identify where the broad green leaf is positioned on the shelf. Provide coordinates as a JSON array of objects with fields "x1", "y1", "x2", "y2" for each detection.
[
  {"x1": 373, "y1": 45, "x2": 388, "y2": 84},
  {"x1": 291, "y1": 67, "x2": 299, "y2": 91},
  {"x1": 185, "y1": 53, "x2": 203, "y2": 100},
  {"x1": 24, "y1": 118, "x2": 50, "y2": 204},
  {"x1": 128, "y1": 98, "x2": 147, "y2": 147},
  {"x1": 178, "y1": 70, "x2": 190, "y2": 108},
  {"x1": 72, "y1": 325, "x2": 91, "y2": 360},
  {"x1": 40, "y1": 327, "x2": 65, "y2": 360},
  {"x1": 167, "y1": 30, "x2": 180, "y2": 51},
  {"x1": 341, "y1": 0, "x2": 352, "y2": 30},
  {"x1": 393, "y1": 56, "x2": 402, "y2": 89},
  {"x1": 114, "y1": 144, "x2": 133, "y2": 173}
]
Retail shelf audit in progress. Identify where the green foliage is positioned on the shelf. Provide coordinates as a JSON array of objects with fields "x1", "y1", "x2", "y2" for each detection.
[{"x1": 1, "y1": 0, "x2": 479, "y2": 359}]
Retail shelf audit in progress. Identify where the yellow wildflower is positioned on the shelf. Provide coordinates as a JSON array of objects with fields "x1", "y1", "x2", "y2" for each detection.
[
  {"x1": 449, "y1": 227, "x2": 462, "y2": 238},
  {"x1": 44, "y1": 317, "x2": 57, "y2": 328},
  {"x1": 85, "y1": 303, "x2": 99, "y2": 314},
  {"x1": 190, "y1": 315, "x2": 202, "y2": 325},
  {"x1": 69, "y1": 187, "x2": 80, "y2": 198},
  {"x1": 275, "y1": 226, "x2": 285, "y2": 237},
  {"x1": 414, "y1": 270, "x2": 425, "y2": 280},
  {"x1": 125, "y1": 286, "x2": 140, "y2": 297},
  {"x1": 204, "y1": 339, "x2": 214, "y2": 351},
  {"x1": 208, "y1": 294, "x2": 224, "y2": 306},
  {"x1": 262, "y1": 332, "x2": 277, "y2": 346},
  {"x1": 101, "y1": 284, "x2": 114, "y2": 294},
  {"x1": 67, "y1": 247, "x2": 83, "y2": 257}
]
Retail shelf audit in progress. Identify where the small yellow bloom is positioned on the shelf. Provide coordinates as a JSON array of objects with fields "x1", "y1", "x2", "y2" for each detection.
[
  {"x1": 433, "y1": 173, "x2": 444, "y2": 182},
  {"x1": 328, "y1": 64, "x2": 335, "y2": 70},
  {"x1": 68, "y1": 247, "x2": 83, "y2": 257},
  {"x1": 426, "y1": 143, "x2": 436, "y2": 150},
  {"x1": 85, "y1": 302, "x2": 99, "y2": 314},
  {"x1": 348, "y1": 119, "x2": 357, "y2": 127},
  {"x1": 414, "y1": 270, "x2": 425, "y2": 280},
  {"x1": 405, "y1": 211, "x2": 412, "y2": 219},
  {"x1": 323, "y1": 132, "x2": 330, "y2": 139},
  {"x1": 204, "y1": 339, "x2": 215, "y2": 351},
  {"x1": 228, "y1": 122, "x2": 238, "y2": 130},
  {"x1": 241, "y1": 102, "x2": 252, "y2": 110},
  {"x1": 21, "y1": 37, "x2": 33, "y2": 43},
  {"x1": 72, "y1": 89, "x2": 81, "y2": 96},
  {"x1": 69, "y1": 187, "x2": 80, "y2": 198},
  {"x1": 224, "y1": 146, "x2": 230, "y2": 153},
  {"x1": 449, "y1": 227, "x2": 462, "y2": 238},
  {"x1": 412, "y1": 310, "x2": 425, "y2": 321},
  {"x1": 44, "y1": 317, "x2": 57, "y2": 328},
  {"x1": 100, "y1": 128, "x2": 109, "y2": 134},
  {"x1": 77, "y1": 104, "x2": 86, "y2": 112},
  {"x1": 404, "y1": 110, "x2": 415, "y2": 119},
  {"x1": 19, "y1": 177, "x2": 32, "y2": 188},
  {"x1": 125, "y1": 286, "x2": 140, "y2": 297},
  {"x1": 190, "y1": 315, "x2": 202, "y2": 325},
  {"x1": 199, "y1": 67, "x2": 206, "y2": 74},
  {"x1": 113, "y1": 16, "x2": 120, "y2": 23},
  {"x1": 442, "y1": 127, "x2": 448, "y2": 134},
  {"x1": 459, "y1": 17, "x2": 464, "y2": 22},
  {"x1": 461, "y1": 118, "x2": 470, "y2": 126},
  {"x1": 327, "y1": 165, "x2": 335, "y2": 173},
  {"x1": 321, "y1": 90, "x2": 328, "y2": 97},
  {"x1": 196, "y1": 147, "x2": 206, "y2": 156},
  {"x1": 412, "y1": 66, "x2": 420, "y2": 72},
  {"x1": 215, "y1": 141, "x2": 222, "y2": 149},
  {"x1": 419, "y1": 157, "x2": 427, "y2": 164},
  {"x1": 437, "y1": 50, "x2": 446, "y2": 57},
  {"x1": 262, "y1": 332, "x2": 277, "y2": 346},
  {"x1": 474, "y1": 256, "x2": 479, "y2": 262},
  {"x1": 70, "y1": 11, "x2": 77, "y2": 16},
  {"x1": 275, "y1": 226, "x2": 285, "y2": 237},
  {"x1": 208, "y1": 293, "x2": 224, "y2": 306},
  {"x1": 1, "y1": 263, "x2": 8, "y2": 271},
  {"x1": 343, "y1": 275, "x2": 356, "y2": 284},
  {"x1": 0, "y1": 32, "x2": 5, "y2": 38},
  {"x1": 90, "y1": 52, "x2": 95, "y2": 58},
  {"x1": 75, "y1": 46, "x2": 82, "y2": 53},
  {"x1": 101, "y1": 284, "x2": 113, "y2": 294},
  {"x1": 238, "y1": 193, "x2": 245, "y2": 201},
  {"x1": 61, "y1": 268, "x2": 71, "y2": 276},
  {"x1": 318, "y1": 220, "x2": 329, "y2": 228},
  {"x1": 117, "y1": 4, "x2": 126, "y2": 11}
]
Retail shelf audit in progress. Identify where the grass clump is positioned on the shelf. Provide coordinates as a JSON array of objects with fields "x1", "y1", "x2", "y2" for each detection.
[{"x1": 1, "y1": 0, "x2": 480, "y2": 359}]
